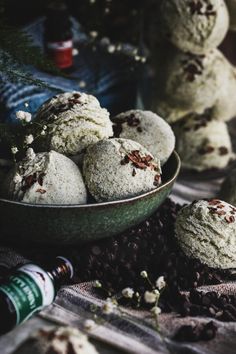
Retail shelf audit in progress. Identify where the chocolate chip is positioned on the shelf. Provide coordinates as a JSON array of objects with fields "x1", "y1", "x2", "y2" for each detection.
[
  {"x1": 173, "y1": 321, "x2": 217, "y2": 342},
  {"x1": 225, "y1": 215, "x2": 235, "y2": 223},
  {"x1": 198, "y1": 146, "x2": 214, "y2": 155},
  {"x1": 219, "y1": 147, "x2": 229, "y2": 156},
  {"x1": 36, "y1": 188, "x2": 47, "y2": 194}
]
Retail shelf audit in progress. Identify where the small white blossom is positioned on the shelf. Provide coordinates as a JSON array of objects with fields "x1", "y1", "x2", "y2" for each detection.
[
  {"x1": 24, "y1": 102, "x2": 29, "y2": 108},
  {"x1": 16, "y1": 111, "x2": 32, "y2": 123},
  {"x1": 100, "y1": 37, "x2": 110, "y2": 46},
  {"x1": 41, "y1": 130, "x2": 46, "y2": 136},
  {"x1": 25, "y1": 134, "x2": 34, "y2": 145},
  {"x1": 102, "y1": 298, "x2": 116, "y2": 315},
  {"x1": 26, "y1": 148, "x2": 35, "y2": 160},
  {"x1": 11, "y1": 147, "x2": 18, "y2": 155},
  {"x1": 43, "y1": 125, "x2": 47, "y2": 130},
  {"x1": 72, "y1": 48, "x2": 79, "y2": 56},
  {"x1": 122, "y1": 287, "x2": 134, "y2": 299},
  {"x1": 79, "y1": 80, "x2": 87, "y2": 88},
  {"x1": 94, "y1": 280, "x2": 102, "y2": 288},
  {"x1": 13, "y1": 173, "x2": 22, "y2": 183},
  {"x1": 140, "y1": 270, "x2": 148, "y2": 278},
  {"x1": 107, "y1": 44, "x2": 116, "y2": 53},
  {"x1": 156, "y1": 276, "x2": 166, "y2": 290},
  {"x1": 151, "y1": 306, "x2": 162, "y2": 316},
  {"x1": 90, "y1": 31, "x2": 98, "y2": 38},
  {"x1": 141, "y1": 57, "x2": 147, "y2": 63},
  {"x1": 153, "y1": 289, "x2": 160, "y2": 298},
  {"x1": 144, "y1": 291, "x2": 157, "y2": 304},
  {"x1": 135, "y1": 55, "x2": 141, "y2": 61},
  {"x1": 84, "y1": 319, "x2": 96, "y2": 330}
]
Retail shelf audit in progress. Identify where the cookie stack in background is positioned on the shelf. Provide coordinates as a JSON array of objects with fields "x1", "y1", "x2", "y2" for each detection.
[{"x1": 151, "y1": 0, "x2": 236, "y2": 173}]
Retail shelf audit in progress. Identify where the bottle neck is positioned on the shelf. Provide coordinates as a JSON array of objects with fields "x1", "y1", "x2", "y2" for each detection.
[{"x1": 46, "y1": 257, "x2": 74, "y2": 290}]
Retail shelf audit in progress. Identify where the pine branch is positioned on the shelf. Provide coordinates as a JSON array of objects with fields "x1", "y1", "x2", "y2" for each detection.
[
  {"x1": 0, "y1": 13, "x2": 68, "y2": 89},
  {"x1": 0, "y1": 20, "x2": 60, "y2": 73}
]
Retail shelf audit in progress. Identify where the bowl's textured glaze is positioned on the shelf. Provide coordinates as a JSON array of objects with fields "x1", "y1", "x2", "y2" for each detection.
[{"x1": 0, "y1": 152, "x2": 180, "y2": 245}]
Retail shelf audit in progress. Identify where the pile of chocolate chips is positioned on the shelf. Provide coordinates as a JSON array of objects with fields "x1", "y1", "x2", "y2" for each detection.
[
  {"x1": 173, "y1": 321, "x2": 217, "y2": 342},
  {"x1": 176, "y1": 289, "x2": 236, "y2": 322},
  {"x1": 74, "y1": 199, "x2": 232, "y2": 306}
]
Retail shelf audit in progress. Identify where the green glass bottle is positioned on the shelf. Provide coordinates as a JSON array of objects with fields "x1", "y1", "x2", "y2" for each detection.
[{"x1": 0, "y1": 256, "x2": 73, "y2": 335}]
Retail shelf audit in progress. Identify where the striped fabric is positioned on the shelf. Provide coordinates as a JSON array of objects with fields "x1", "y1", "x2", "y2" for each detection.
[{"x1": 1, "y1": 242, "x2": 236, "y2": 354}]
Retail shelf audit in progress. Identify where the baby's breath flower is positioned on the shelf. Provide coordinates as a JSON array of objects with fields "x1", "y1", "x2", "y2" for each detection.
[
  {"x1": 84, "y1": 319, "x2": 96, "y2": 330},
  {"x1": 107, "y1": 44, "x2": 116, "y2": 53},
  {"x1": 79, "y1": 80, "x2": 86, "y2": 88},
  {"x1": 102, "y1": 298, "x2": 116, "y2": 315},
  {"x1": 151, "y1": 306, "x2": 162, "y2": 316},
  {"x1": 90, "y1": 31, "x2": 98, "y2": 38},
  {"x1": 26, "y1": 148, "x2": 35, "y2": 160},
  {"x1": 156, "y1": 276, "x2": 166, "y2": 290},
  {"x1": 11, "y1": 146, "x2": 18, "y2": 155},
  {"x1": 144, "y1": 291, "x2": 158, "y2": 304},
  {"x1": 140, "y1": 270, "x2": 148, "y2": 278},
  {"x1": 122, "y1": 287, "x2": 134, "y2": 299},
  {"x1": 141, "y1": 57, "x2": 147, "y2": 63},
  {"x1": 24, "y1": 102, "x2": 29, "y2": 107},
  {"x1": 16, "y1": 111, "x2": 32, "y2": 123},
  {"x1": 43, "y1": 125, "x2": 47, "y2": 130},
  {"x1": 94, "y1": 280, "x2": 102, "y2": 288},
  {"x1": 13, "y1": 173, "x2": 22, "y2": 183},
  {"x1": 72, "y1": 48, "x2": 79, "y2": 56},
  {"x1": 153, "y1": 289, "x2": 160, "y2": 297},
  {"x1": 41, "y1": 130, "x2": 46, "y2": 136},
  {"x1": 25, "y1": 134, "x2": 34, "y2": 145}
]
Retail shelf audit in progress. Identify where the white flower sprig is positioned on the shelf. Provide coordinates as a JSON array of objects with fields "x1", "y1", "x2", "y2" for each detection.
[
  {"x1": 16, "y1": 110, "x2": 32, "y2": 123},
  {"x1": 122, "y1": 287, "x2": 134, "y2": 299},
  {"x1": 140, "y1": 271, "x2": 166, "y2": 331},
  {"x1": 156, "y1": 276, "x2": 166, "y2": 290},
  {"x1": 24, "y1": 134, "x2": 34, "y2": 145},
  {"x1": 11, "y1": 146, "x2": 18, "y2": 155},
  {"x1": 90, "y1": 274, "x2": 166, "y2": 334}
]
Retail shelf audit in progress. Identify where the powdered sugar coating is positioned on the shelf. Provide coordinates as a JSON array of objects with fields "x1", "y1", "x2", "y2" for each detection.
[
  {"x1": 112, "y1": 110, "x2": 175, "y2": 165},
  {"x1": 174, "y1": 114, "x2": 234, "y2": 171},
  {"x1": 33, "y1": 91, "x2": 113, "y2": 156},
  {"x1": 83, "y1": 138, "x2": 161, "y2": 202},
  {"x1": 175, "y1": 199, "x2": 236, "y2": 269},
  {"x1": 2, "y1": 151, "x2": 87, "y2": 205},
  {"x1": 161, "y1": 0, "x2": 229, "y2": 54}
]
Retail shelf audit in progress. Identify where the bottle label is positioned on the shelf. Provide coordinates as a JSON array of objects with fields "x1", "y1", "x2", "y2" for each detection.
[
  {"x1": 46, "y1": 39, "x2": 73, "y2": 69},
  {"x1": 0, "y1": 264, "x2": 55, "y2": 325}
]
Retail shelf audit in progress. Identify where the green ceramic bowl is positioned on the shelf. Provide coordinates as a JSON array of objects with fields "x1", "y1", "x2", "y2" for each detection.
[{"x1": 0, "y1": 151, "x2": 180, "y2": 245}]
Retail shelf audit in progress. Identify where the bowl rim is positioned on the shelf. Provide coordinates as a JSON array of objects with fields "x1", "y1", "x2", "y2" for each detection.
[{"x1": 0, "y1": 151, "x2": 180, "y2": 209}]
